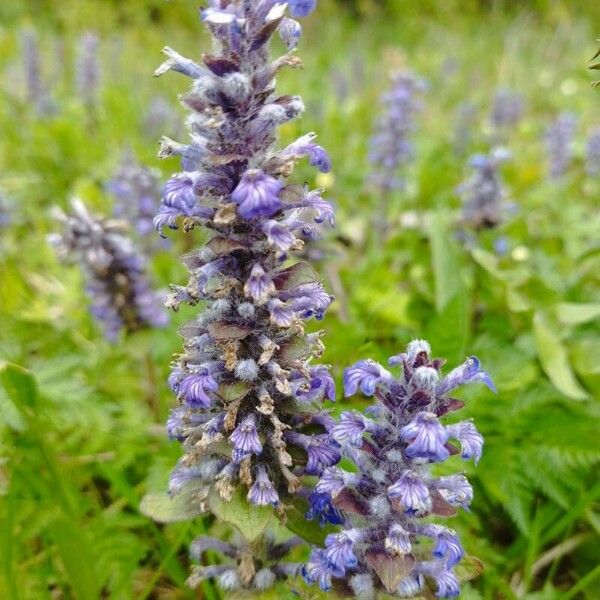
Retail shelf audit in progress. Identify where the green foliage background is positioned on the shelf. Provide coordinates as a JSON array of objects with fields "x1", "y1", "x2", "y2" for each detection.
[{"x1": 0, "y1": 0, "x2": 599, "y2": 598}]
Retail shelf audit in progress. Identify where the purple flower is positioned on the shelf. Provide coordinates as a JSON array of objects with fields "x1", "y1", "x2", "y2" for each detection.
[
  {"x1": 302, "y1": 549, "x2": 340, "y2": 591},
  {"x1": 278, "y1": 18, "x2": 302, "y2": 50},
  {"x1": 368, "y1": 71, "x2": 425, "y2": 193},
  {"x1": 437, "y1": 356, "x2": 496, "y2": 396},
  {"x1": 421, "y1": 564, "x2": 461, "y2": 599},
  {"x1": 436, "y1": 475, "x2": 473, "y2": 510},
  {"x1": 306, "y1": 341, "x2": 489, "y2": 598},
  {"x1": 284, "y1": 133, "x2": 331, "y2": 173},
  {"x1": 49, "y1": 199, "x2": 166, "y2": 340},
  {"x1": 294, "y1": 365, "x2": 336, "y2": 402},
  {"x1": 282, "y1": 282, "x2": 333, "y2": 320},
  {"x1": 163, "y1": 173, "x2": 197, "y2": 212},
  {"x1": 343, "y1": 360, "x2": 389, "y2": 396},
  {"x1": 546, "y1": 112, "x2": 576, "y2": 179},
  {"x1": 400, "y1": 412, "x2": 450, "y2": 463},
  {"x1": 325, "y1": 530, "x2": 361, "y2": 572},
  {"x1": 262, "y1": 220, "x2": 296, "y2": 253},
  {"x1": 244, "y1": 264, "x2": 275, "y2": 305},
  {"x1": 302, "y1": 435, "x2": 341, "y2": 475},
  {"x1": 315, "y1": 467, "x2": 356, "y2": 497},
  {"x1": 457, "y1": 148, "x2": 511, "y2": 231},
  {"x1": 396, "y1": 574, "x2": 425, "y2": 597},
  {"x1": 178, "y1": 371, "x2": 219, "y2": 407},
  {"x1": 491, "y1": 88, "x2": 524, "y2": 130},
  {"x1": 425, "y1": 526, "x2": 464, "y2": 568},
  {"x1": 268, "y1": 299, "x2": 296, "y2": 327},
  {"x1": 229, "y1": 414, "x2": 263, "y2": 456},
  {"x1": 447, "y1": 420, "x2": 484, "y2": 464},
  {"x1": 331, "y1": 412, "x2": 372, "y2": 446},
  {"x1": 586, "y1": 128, "x2": 600, "y2": 176},
  {"x1": 248, "y1": 466, "x2": 279, "y2": 506},
  {"x1": 231, "y1": 170, "x2": 282, "y2": 219},
  {"x1": 288, "y1": 0, "x2": 317, "y2": 18},
  {"x1": 169, "y1": 464, "x2": 204, "y2": 494},
  {"x1": 167, "y1": 407, "x2": 186, "y2": 440},
  {"x1": 154, "y1": 0, "x2": 338, "y2": 585},
  {"x1": 300, "y1": 190, "x2": 335, "y2": 226},
  {"x1": 387, "y1": 470, "x2": 432, "y2": 515},
  {"x1": 385, "y1": 523, "x2": 412, "y2": 555},
  {"x1": 306, "y1": 491, "x2": 344, "y2": 525}
]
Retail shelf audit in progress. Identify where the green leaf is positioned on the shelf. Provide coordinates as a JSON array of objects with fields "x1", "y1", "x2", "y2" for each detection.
[
  {"x1": 429, "y1": 212, "x2": 463, "y2": 311},
  {"x1": 208, "y1": 487, "x2": 273, "y2": 542},
  {"x1": 455, "y1": 555, "x2": 484, "y2": 583},
  {"x1": 48, "y1": 515, "x2": 100, "y2": 600},
  {"x1": 217, "y1": 381, "x2": 253, "y2": 403},
  {"x1": 140, "y1": 488, "x2": 207, "y2": 523},
  {"x1": 0, "y1": 362, "x2": 38, "y2": 410},
  {"x1": 425, "y1": 292, "x2": 470, "y2": 365},
  {"x1": 281, "y1": 496, "x2": 337, "y2": 545},
  {"x1": 555, "y1": 303, "x2": 600, "y2": 326},
  {"x1": 533, "y1": 312, "x2": 588, "y2": 400}
]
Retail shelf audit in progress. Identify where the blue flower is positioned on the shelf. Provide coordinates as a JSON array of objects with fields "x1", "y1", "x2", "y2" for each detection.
[
  {"x1": 304, "y1": 436, "x2": 341, "y2": 475},
  {"x1": 436, "y1": 356, "x2": 496, "y2": 395},
  {"x1": 447, "y1": 420, "x2": 484, "y2": 464},
  {"x1": 278, "y1": 17, "x2": 302, "y2": 50},
  {"x1": 284, "y1": 133, "x2": 331, "y2": 173},
  {"x1": 178, "y1": 371, "x2": 219, "y2": 407},
  {"x1": 384, "y1": 523, "x2": 412, "y2": 555},
  {"x1": 288, "y1": 0, "x2": 317, "y2": 18},
  {"x1": 315, "y1": 466, "x2": 357, "y2": 497},
  {"x1": 325, "y1": 530, "x2": 361, "y2": 572},
  {"x1": 231, "y1": 169, "x2": 282, "y2": 219},
  {"x1": 400, "y1": 411, "x2": 450, "y2": 463},
  {"x1": 332, "y1": 411, "x2": 373, "y2": 447},
  {"x1": 306, "y1": 491, "x2": 344, "y2": 525},
  {"x1": 229, "y1": 414, "x2": 263, "y2": 456},
  {"x1": 433, "y1": 528, "x2": 464, "y2": 568},
  {"x1": 387, "y1": 470, "x2": 432, "y2": 515},
  {"x1": 432, "y1": 567, "x2": 460, "y2": 598},
  {"x1": 163, "y1": 173, "x2": 197, "y2": 213},
  {"x1": 343, "y1": 360, "x2": 389, "y2": 396},
  {"x1": 247, "y1": 466, "x2": 279, "y2": 506},
  {"x1": 243, "y1": 264, "x2": 275, "y2": 305},
  {"x1": 436, "y1": 475, "x2": 473, "y2": 510}
]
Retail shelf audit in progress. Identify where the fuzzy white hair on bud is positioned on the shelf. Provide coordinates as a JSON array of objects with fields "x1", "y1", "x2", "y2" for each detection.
[
  {"x1": 235, "y1": 359, "x2": 259, "y2": 381},
  {"x1": 350, "y1": 573, "x2": 375, "y2": 600}
]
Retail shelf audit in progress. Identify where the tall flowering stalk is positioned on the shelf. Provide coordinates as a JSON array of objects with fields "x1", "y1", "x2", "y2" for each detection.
[
  {"x1": 490, "y1": 87, "x2": 523, "y2": 132},
  {"x1": 76, "y1": 31, "x2": 101, "y2": 109},
  {"x1": 106, "y1": 152, "x2": 166, "y2": 253},
  {"x1": 304, "y1": 340, "x2": 494, "y2": 598},
  {"x1": 452, "y1": 101, "x2": 477, "y2": 157},
  {"x1": 545, "y1": 112, "x2": 576, "y2": 179},
  {"x1": 585, "y1": 128, "x2": 600, "y2": 177},
  {"x1": 49, "y1": 199, "x2": 167, "y2": 341},
  {"x1": 368, "y1": 72, "x2": 425, "y2": 194},
  {"x1": 457, "y1": 147, "x2": 512, "y2": 232},
  {"x1": 20, "y1": 27, "x2": 52, "y2": 115},
  {"x1": 152, "y1": 0, "x2": 338, "y2": 590}
]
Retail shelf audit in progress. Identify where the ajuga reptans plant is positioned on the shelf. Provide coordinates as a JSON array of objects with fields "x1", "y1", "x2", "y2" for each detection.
[
  {"x1": 49, "y1": 199, "x2": 167, "y2": 341},
  {"x1": 304, "y1": 340, "x2": 494, "y2": 598},
  {"x1": 457, "y1": 147, "x2": 512, "y2": 233},
  {"x1": 545, "y1": 112, "x2": 577, "y2": 179},
  {"x1": 585, "y1": 127, "x2": 600, "y2": 177},
  {"x1": 368, "y1": 72, "x2": 425, "y2": 194},
  {"x1": 76, "y1": 31, "x2": 101, "y2": 109},
  {"x1": 490, "y1": 87, "x2": 523, "y2": 132},
  {"x1": 152, "y1": 0, "x2": 338, "y2": 590},
  {"x1": 106, "y1": 152, "x2": 166, "y2": 253}
]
